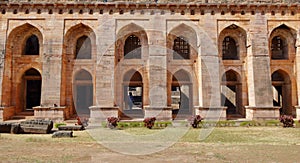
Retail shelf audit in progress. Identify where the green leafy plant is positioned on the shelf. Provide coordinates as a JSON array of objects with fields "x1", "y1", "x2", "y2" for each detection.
[
  {"x1": 143, "y1": 117, "x2": 156, "y2": 129},
  {"x1": 54, "y1": 123, "x2": 66, "y2": 128}
]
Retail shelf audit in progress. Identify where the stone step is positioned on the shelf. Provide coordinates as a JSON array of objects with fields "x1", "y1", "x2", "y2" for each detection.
[{"x1": 10, "y1": 111, "x2": 34, "y2": 120}]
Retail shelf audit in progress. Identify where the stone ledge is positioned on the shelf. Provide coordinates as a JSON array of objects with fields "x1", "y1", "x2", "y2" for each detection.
[
  {"x1": 245, "y1": 106, "x2": 280, "y2": 120},
  {"x1": 33, "y1": 106, "x2": 69, "y2": 121}
]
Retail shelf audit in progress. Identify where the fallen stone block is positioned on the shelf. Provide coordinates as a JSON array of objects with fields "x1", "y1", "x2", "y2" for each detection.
[
  {"x1": 0, "y1": 123, "x2": 12, "y2": 133},
  {"x1": 10, "y1": 123, "x2": 21, "y2": 134},
  {"x1": 52, "y1": 131, "x2": 73, "y2": 138},
  {"x1": 58, "y1": 125, "x2": 84, "y2": 131},
  {"x1": 20, "y1": 119, "x2": 53, "y2": 134}
]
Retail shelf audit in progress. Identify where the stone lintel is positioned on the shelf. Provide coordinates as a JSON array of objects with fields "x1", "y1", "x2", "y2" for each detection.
[{"x1": 245, "y1": 106, "x2": 280, "y2": 120}]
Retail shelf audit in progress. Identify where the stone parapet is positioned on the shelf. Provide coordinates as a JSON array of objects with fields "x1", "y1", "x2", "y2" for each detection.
[
  {"x1": 195, "y1": 106, "x2": 227, "y2": 120},
  {"x1": 144, "y1": 106, "x2": 172, "y2": 120},
  {"x1": 89, "y1": 106, "x2": 119, "y2": 123},
  {"x1": 245, "y1": 106, "x2": 280, "y2": 120},
  {"x1": 0, "y1": 106, "x2": 15, "y2": 121},
  {"x1": 33, "y1": 106, "x2": 69, "y2": 122}
]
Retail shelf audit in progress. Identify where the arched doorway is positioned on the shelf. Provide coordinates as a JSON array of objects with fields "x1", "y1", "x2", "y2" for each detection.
[
  {"x1": 272, "y1": 70, "x2": 292, "y2": 115},
  {"x1": 74, "y1": 70, "x2": 93, "y2": 116},
  {"x1": 23, "y1": 68, "x2": 42, "y2": 110},
  {"x1": 221, "y1": 70, "x2": 243, "y2": 118},
  {"x1": 122, "y1": 70, "x2": 143, "y2": 119},
  {"x1": 171, "y1": 70, "x2": 192, "y2": 115}
]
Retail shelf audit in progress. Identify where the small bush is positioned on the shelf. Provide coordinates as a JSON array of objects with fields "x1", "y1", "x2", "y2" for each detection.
[
  {"x1": 143, "y1": 117, "x2": 156, "y2": 129},
  {"x1": 279, "y1": 115, "x2": 294, "y2": 128},
  {"x1": 188, "y1": 115, "x2": 203, "y2": 128},
  {"x1": 107, "y1": 117, "x2": 119, "y2": 129},
  {"x1": 54, "y1": 123, "x2": 66, "y2": 128}
]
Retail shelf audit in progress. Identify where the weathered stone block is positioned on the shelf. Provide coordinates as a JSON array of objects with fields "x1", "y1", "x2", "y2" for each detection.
[
  {"x1": 20, "y1": 119, "x2": 53, "y2": 134},
  {"x1": 52, "y1": 131, "x2": 73, "y2": 138},
  {"x1": 195, "y1": 106, "x2": 227, "y2": 120},
  {"x1": 0, "y1": 122, "x2": 12, "y2": 133},
  {"x1": 58, "y1": 125, "x2": 84, "y2": 131}
]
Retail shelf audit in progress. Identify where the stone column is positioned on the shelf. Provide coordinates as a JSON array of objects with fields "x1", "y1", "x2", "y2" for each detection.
[
  {"x1": 295, "y1": 31, "x2": 300, "y2": 119},
  {"x1": 245, "y1": 14, "x2": 279, "y2": 120},
  {"x1": 144, "y1": 15, "x2": 171, "y2": 120},
  {"x1": 195, "y1": 15, "x2": 227, "y2": 120},
  {"x1": 89, "y1": 16, "x2": 119, "y2": 123},
  {"x1": 0, "y1": 17, "x2": 7, "y2": 105},
  {"x1": 40, "y1": 18, "x2": 63, "y2": 107}
]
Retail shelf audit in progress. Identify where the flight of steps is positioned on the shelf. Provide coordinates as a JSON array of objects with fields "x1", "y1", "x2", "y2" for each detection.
[{"x1": 10, "y1": 111, "x2": 34, "y2": 120}]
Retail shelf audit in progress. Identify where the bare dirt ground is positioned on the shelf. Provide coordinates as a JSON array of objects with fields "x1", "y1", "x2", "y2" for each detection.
[{"x1": 0, "y1": 127, "x2": 300, "y2": 163}]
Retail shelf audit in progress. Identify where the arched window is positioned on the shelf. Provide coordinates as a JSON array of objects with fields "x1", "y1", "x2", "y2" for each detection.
[
  {"x1": 222, "y1": 36, "x2": 238, "y2": 60},
  {"x1": 24, "y1": 35, "x2": 39, "y2": 55},
  {"x1": 173, "y1": 36, "x2": 190, "y2": 59},
  {"x1": 271, "y1": 36, "x2": 287, "y2": 59},
  {"x1": 76, "y1": 36, "x2": 92, "y2": 59},
  {"x1": 124, "y1": 35, "x2": 141, "y2": 59}
]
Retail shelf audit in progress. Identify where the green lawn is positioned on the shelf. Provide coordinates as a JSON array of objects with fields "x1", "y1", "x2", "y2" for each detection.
[{"x1": 0, "y1": 126, "x2": 300, "y2": 162}]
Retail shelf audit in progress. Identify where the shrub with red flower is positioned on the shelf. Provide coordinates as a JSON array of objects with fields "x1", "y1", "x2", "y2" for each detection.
[
  {"x1": 188, "y1": 115, "x2": 203, "y2": 128},
  {"x1": 143, "y1": 117, "x2": 156, "y2": 129},
  {"x1": 279, "y1": 115, "x2": 294, "y2": 128},
  {"x1": 107, "y1": 117, "x2": 119, "y2": 129}
]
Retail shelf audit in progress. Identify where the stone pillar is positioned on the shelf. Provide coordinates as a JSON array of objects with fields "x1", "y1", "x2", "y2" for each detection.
[
  {"x1": 196, "y1": 14, "x2": 226, "y2": 120},
  {"x1": 245, "y1": 14, "x2": 277, "y2": 119},
  {"x1": 40, "y1": 18, "x2": 64, "y2": 107},
  {"x1": 144, "y1": 16, "x2": 172, "y2": 120},
  {"x1": 95, "y1": 16, "x2": 115, "y2": 107},
  {"x1": 295, "y1": 31, "x2": 300, "y2": 119},
  {"x1": 0, "y1": 18, "x2": 7, "y2": 106}
]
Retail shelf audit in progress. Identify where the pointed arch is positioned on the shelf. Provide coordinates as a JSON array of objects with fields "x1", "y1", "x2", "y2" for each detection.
[
  {"x1": 218, "y1": 24, "x2": 247, "y2": 60},
  {"x1": 115, "y1": 23, "x2": 148, "y2": 61},
  {"x1": 271, "y1": 69, "x2": 292, "y2": 115},
  {"x1": 73, "y1": 69, "x2": 93, "y2": 116},
  {"x1": 269, "y1": 24, "x2": 296, "y2": 60},
  {"x1": 64, "y1": 23, "x2": 96, "y2": 59},
  {"x1": 167, "y1": 23, "x2": 198, "y2": 60}
]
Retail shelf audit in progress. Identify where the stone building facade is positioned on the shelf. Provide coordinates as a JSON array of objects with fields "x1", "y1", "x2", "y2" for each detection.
[{"x1": 0, "y1": 0, "x2": 300, "y2": 122}]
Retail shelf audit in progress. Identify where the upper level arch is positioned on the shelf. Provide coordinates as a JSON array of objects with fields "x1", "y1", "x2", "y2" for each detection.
[
  {"x1": 115, "y1": 23, "x2": 148, "y2": 61},
  {"x1": 64, "y1": 23, "x2": 96, "y2": 60},
  {"x1": 218, "y1": 24, "x2": 247, "y2": 60},
  {"x1": 167, "y1": 23, "x2": 198, "y2": 60},
  {"x1": 269, "y1": 24, "x2": 296, "y2": 60},
  {"x1": 6, "y1": 23, "x2": 43, "y2": 57}
]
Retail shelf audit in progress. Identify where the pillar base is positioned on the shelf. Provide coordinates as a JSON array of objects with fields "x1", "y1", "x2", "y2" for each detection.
[
  {"x1": 89, "y1": 106, "x2": 119, "y2": 123},
  {"x1": 194, "y1": 106, "x2": 227, "y2": 120},
  {"x1": 245, "y1": 106, "x2": 280, "y2": 120},
  {"x1": 0, "y1": 106, "x2": 15, "y2": 121},
  {"x1": 295, "y1": 106, "x2": 300, "y2": 120},
  {"x1": 33, "y1": 106, "x2": 69, "y2": 122},
  {"x1": 144, "y1": 106, "x2": 172, "y2": 120}
]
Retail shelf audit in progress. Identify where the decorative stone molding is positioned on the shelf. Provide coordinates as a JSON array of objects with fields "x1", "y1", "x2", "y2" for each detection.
[
  {"x1": 144, "y1": 106, "x2": 172, "y2": 120},
  {"x1": 0, "y1": 106, "x2": 15, "y2": 121},
  {"x1": 195, "y1": 106, "x2": 227, "y2": 120},
  {"x1": 89, "y1": 106, "x2": 120, "y2": 123},
  {"x1": 245, "y1": 106, "x2": 280, "y2": 120},
  {"x1": 33, "y1": 106, "x2": 69, "y2": 121}
]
